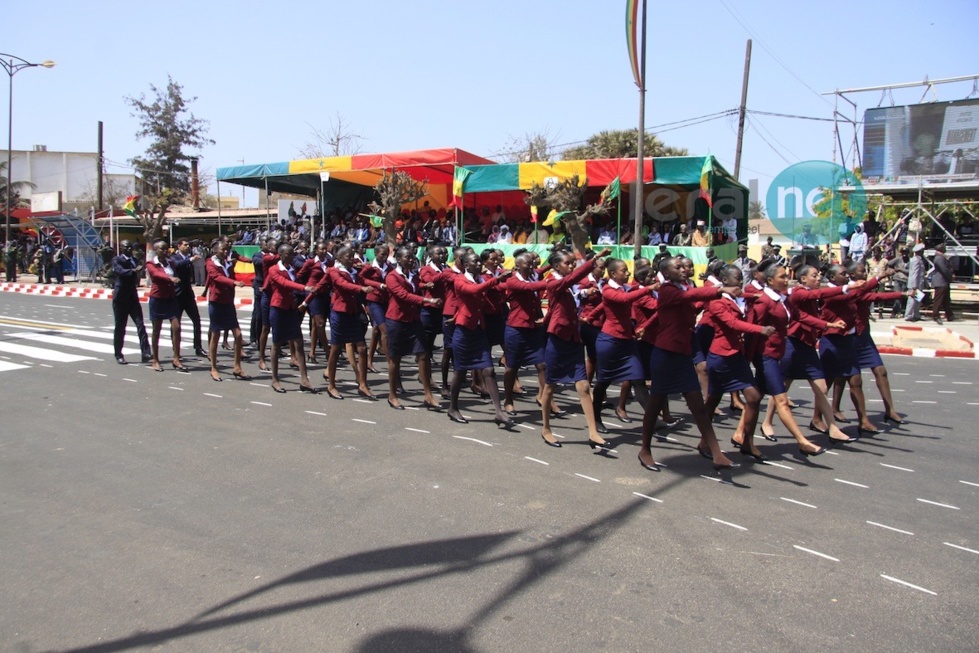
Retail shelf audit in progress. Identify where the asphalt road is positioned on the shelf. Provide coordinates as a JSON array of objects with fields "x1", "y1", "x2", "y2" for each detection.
[{"x1": 0, "y1": 292, "x2": 976, "y2": 652}]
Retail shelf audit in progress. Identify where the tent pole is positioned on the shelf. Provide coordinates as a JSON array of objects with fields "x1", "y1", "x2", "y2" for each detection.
[
  {"x1": 632, "y1": 0, "x2": 647, "y2": 259},
  {"x1": 216, "y1": 179, "x2": 222, "y2": 236},
  {"x1": 264, "y1": 177, "x2": 270, "y2": 232},
  {"x1": 617, "y1": 195, "x2": 622, "y2": 245}
]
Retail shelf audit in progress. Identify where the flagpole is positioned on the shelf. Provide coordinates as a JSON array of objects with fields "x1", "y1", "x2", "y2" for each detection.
[
  {"x1": 632, "y1": 0, "x2": 647, "y2": 259},
  {"x1": 616, "y1": 195, "x2": 622, "y2": 245}
]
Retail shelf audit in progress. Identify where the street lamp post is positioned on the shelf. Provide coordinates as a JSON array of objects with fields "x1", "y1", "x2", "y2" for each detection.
[{"x1": 1, "y1": 53, "x2": 55, "y2": 279}]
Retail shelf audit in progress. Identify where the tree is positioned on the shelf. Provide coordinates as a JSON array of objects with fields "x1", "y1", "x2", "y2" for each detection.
[
  {"x1": 125, "y1": 75, "x2": 214, "y2": 243},
  {"x1": 525, "y1": 174, "x2": 610, "y2": 255},
  {"x1": 0, "y1": 160, "x2": 36, "y2": 215},
  {"x1": 497, "y1": 130, "x2": 559, "y2": 163},
  {"x1": 368, "y1": 171, "x2": 428, "y2": 248},
  {"x1": 748, "y1": 199, "x2": 766, "y2": 221},
  {"x1": 562, "y1": 129, "x2": 687, "y2": 160},
  {"x1": 297, "y1": 112, "x2": 365, "y2": 159}
]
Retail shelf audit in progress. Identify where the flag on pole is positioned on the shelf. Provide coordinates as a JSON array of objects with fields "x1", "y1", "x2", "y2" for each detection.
[
  {"x1": 530, "y1": 205, "x2": 538, "y2": 223},
  {"x1": 698, "y1": 157, "x2": 713, "y2": 207},
  {"x1": 625, "y1": 0, "x2": 643, "y2": 90},
  {"x1": 600, "y1": 177, "x2": 621, "y2": 204},
  {"x1": 541, "y1": 209, "x2": 570, "y2": 228},
  {"x1": 447, "y1": 167, "x2": 472, "y2": 208},
  {"x1": 123, "y1": 195, "x2": 139, "y2": 217}
]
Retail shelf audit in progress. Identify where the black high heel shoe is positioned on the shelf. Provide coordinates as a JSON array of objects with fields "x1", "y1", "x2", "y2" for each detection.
[
  {"x1": 829, "y1": 434, "x2": 857, "y2": 444},
  {"x1": 541, "y1": 434, "x2": 562, "y2": 448},
  {"x1": 739, "y1": 446, "x2": 767, "y2": 462},
  {"x1": 614, "y1": 411, "x2": 633, "y2": 424},
  {"x1": 387, "y1": 398, "x2": 405, "y2": 410},
  {"x1": 713, "y1": 461, "x2": 739, "y2": 471},
  {"x1": 233, "y1": 371, "x2": 251, "y2": 381},
  {"x1": 298, "y1": 384, "x2": 318, "y2": 394},
  {"x1": 697, "y1": 445, "x2": 714, "y2": 460},
  {"x1": 588, "y1": 439, "x2": 614, "y2": 452},
  {"x1": 808, "y1": 421, "x2": 829, "y2": 435},
  {"x1": 448, "y1": 412, "x2": 468, "y2": 424},
  {"x1": 883, "y1": 414, "x2": 905, "y2": 426},
  {"x1": 357, "y1": 389, "x2": 378, "y2": 401},
  {"x1": 326, "y1": 389, "x2": 344, "y2": 400},
  {"x1": 504, "y1": 407, "x2": 518, "y2": 417},
  {"x1": 800, "y1": 445, "x2": 826, "y2": 457},
  {"x1": 595, "y1": 422, "x2": 610, "y2": 435},
  {"x1": 857, "y1": 425, "x2": 880, "y2": 437},
  {"x1": 422, "y1": 401, "x2": 442, "y2": 412},
  {"x1": 172, "y1": 362, "x2": 189, "y2": 371},
  {"x1": 638, "y1": 454, "x2": 659, "y2": 471},
  {"x1": 495, "y1": 417, "x2": 516, "y2": 430}
]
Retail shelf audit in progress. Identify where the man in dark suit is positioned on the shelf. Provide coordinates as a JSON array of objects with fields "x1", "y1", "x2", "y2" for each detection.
[
  {"x1": 930, "y1": 243, "x2": 954, "y2": 324},
  {"x1": 170, "y1": 238, "x2": 207, "y2": 356},
  {"x1": 249, "y1": 239, "x2": 267, "y2": 346},
  {"x1": 111, "y1": 240, "x2": 151, "y2": 364}
]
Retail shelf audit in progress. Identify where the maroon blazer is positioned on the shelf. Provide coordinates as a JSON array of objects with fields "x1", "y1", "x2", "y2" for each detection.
[
  {"x1": 746, "y1": 290, "x2": 790, "y2": 360},
  {"x1": 652, "y1": 282, "x2": 721, "y2": 354},
  {"x1": 418, "y1": 263, "x2": 446, "y2": 303},
  {"x1": 146, "y1": 260, "x2": 176, "y2": 299},
  {"x1": 820, "y1": 277, "x2": 880, "y2": 336},
  {"x1": 503, "y1": 273, "x2": 548, "y2": 329},
  {"x1": 205, "y1": 257, "x2": 238, "y2": 304},
  {"x1": 786, "y1": 285, "x2": 843, "y2": 347},
  {"x1": 360, "y1": 261, "x2": 391, "y2": 305},
  {"x1": 439, "y1": 267, "x2": 463, "y2": 317},
  {"x1": 328, "y1": 266, "x2": 367, "y2": 314},
  {"x1": 854, "y1": 278, "x2": 901, "y2": 335},
  {"x1": 544, "y1": 258, "x2": 596, "y2": 342},
  {"x1": 633, "y1": 293, "x2": 659, "y2": 345},
  {"x1": 600, "y1": 284, "x2": 651, "y2": 339},
  {"x1": 452, "y1": 273, "x2": 504, "y2": 330},
  {"x1": 707, "y1": 295, "x2": 766, "y2": 357},
  {"x1": 576, "y1": 275, "x2": 605, "y2": 329},
  {"x1": 296, "y1": 257, "x2": 318, "y2": 284},
  {"x1": 385, "y1": 269, "x2": 427, "y2": 323},
  {"x1": 260, "y1": 253, "x2": 279, "y2": 292},
  {"x1": 266, "y1": 264, "x2": 308, "y2": 310}
]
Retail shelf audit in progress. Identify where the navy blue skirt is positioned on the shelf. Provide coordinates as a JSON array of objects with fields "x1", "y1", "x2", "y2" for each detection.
[
  {"x1": 148, "y1": 296, "x2": 180, "y2": 321},
  {"x1": 208, "y1": 302, "x2": 240, "y2": 332},
  {"x1": 781, "y1": 337, "x2": 825, "y2": 381},
  {"x1": 386, "y1": 318, "x2": 425, "y2": 359},
  {"x1": 580, "y1": 322, "x2": 601, "y2": 362},
  {"x1": 442, "y1": 316, "x2": 457, "y2": 350},
  {"x1": 366, "y1": 301, "x2": 386, "y2": 328},
  {"x1": 504, "y1": 324, "x2": 545, "y2": 369},
  {"x1": 649, "y1": 347, "x2": 700, "y2": 395},
  {"x1": 270, "y1": 306, "x2": 302, "y2": 345},
  {"x1": 420, "y1": 308, "x2": 443, "y2": 352},
  {"x1": 260, "y1": 292, "x2": 272, "y2": 326},
  {"x1": 544, "y1": 333, "x2": 586, "y2": 385},
  {"x1": 855, "y1": 330, "x2": 884, "y2": 370},
  {"x1": 330, "y1": 310, "x2": 366, "y2": 345},
  {"x1": 691, "y1": 330, "x2": 706, "y2": 366},
  {"x1": 596, "y1": 332, "x2": 644, "y2": 383},
  {"x1": 695, "y1": 324, "x2": 716, "y2": 360},
  {"x1": 638, "y1": 340, "x2": 653, "y2": 379},
  {"x1": 707, "y1": 352, "x2": 755, "y2": 395},
  {"x1": 819, "y1": 334, "x2": 859, "y2": 378},
  {"x1": 452, "y1": 325, "x2": 493, "y2": 371},
  {"x1": 754, "y1": 355, "x2": 787, "y2": 397},
  {"x1": 485, "y1": 313, "x2": 506, "y2": 347},
  {"x1": 308, "y1": 294, "x2": 330, "y2": 318}
]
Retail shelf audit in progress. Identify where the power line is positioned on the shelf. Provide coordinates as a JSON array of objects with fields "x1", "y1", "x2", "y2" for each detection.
[{"x1": 747, "y1": 109, "x2": 841, "y2": 123}]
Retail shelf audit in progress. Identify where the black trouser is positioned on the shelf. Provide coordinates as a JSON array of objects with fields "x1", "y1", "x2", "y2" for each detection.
[
  {"x1": 890, "y1": 280, "x2": 906, "y2": 316},
  {"x1": 112, "y1": 295, "x2": 151, "y2": 358},
  {"x1": 176, "y1": 289, "x2": 203, "y2": 350},
  {"x1": 4, "y1": 258, "x2": 15, "y2": 282},
  {"x1": 249, "y1": 284, "x2": 263, "y2": 343},
  {"x1": 931, "y1": 285, "x2": 953, "y2": 321}
]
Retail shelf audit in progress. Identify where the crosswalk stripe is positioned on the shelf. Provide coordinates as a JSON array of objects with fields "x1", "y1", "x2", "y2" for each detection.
[
  {"x1": 0, "y1": 341, "x2": 97, "y2": 362},
  {"x1": 9, "y1": 332, "x2": 129, "y2": 355},
  {"x1": 0, "y1": 361, "x2": 30, "y2": 372}
]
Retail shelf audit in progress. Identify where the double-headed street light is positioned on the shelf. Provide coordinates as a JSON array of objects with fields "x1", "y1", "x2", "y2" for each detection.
[{"x1": 2, "y1": 53, "x2": 55, "y2": 258}]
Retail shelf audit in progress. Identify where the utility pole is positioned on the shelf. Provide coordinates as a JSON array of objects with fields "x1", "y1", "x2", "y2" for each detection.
[
  {"x1": 733, "y1": 39, "x2": 752, "y2": 180},
  {"x1": 97, "y1": 121, "x2": 104, "y2": 211}
]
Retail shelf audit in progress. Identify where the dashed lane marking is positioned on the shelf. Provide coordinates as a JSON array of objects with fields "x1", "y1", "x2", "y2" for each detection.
[
  {"x1": 781, "y1": 497, "x2": 816, "y2": 509},
  {"x1": 794, "y1": 545, "x2": 839, "y2": 562},
  {"x1": 249, "y1": 382, "x2": 265, "y2": 388},
  {"x1": 168, "y1": 386, "x2": 183, "y2": 391},
  {"x1": 250, "y1": 401, "x2": 272, "y2": 407},
  {"x1": 203, "y1": 393, "x2": 222, "y2": 398},
  {"x1": 352, "y1": 399, "x2": 374, "y2": 404},
  {"x1": 516, "y1": 423, "x2": 535, "y2": 431},
  {"x1": 405, "y1": 428, "x2": 430, "y2": 434},
  {"x1": 711, "y1": 517, "x2": 747, "y2": 531},
  {"x1": 305, "y1": 411, "x2": 326, "y2": 416},
  {"x1": 122, "y1": 378, "x2": 137, "y2": 383},
  {"x1": 959, "y1": 480, "x2": 979, "y2": 487},
  {"x1": 351, "y1": 418, "x2": 376, "y2": 425},
  {"x1": 524, "y1": 457, "x2": 548, "y2": 465},
  {"x1": 77, "y1": 370, "x2": 89, "y2": 374},
  {"x1": 764, "y1": 461, "x2": 794, "y2": 470},
  {"x1": 943, "y1": 542, "x2": 979, "y2": 555},
  {"x1": 880, "y1": 574, "x2": 936, "y2": 596},
  {"x1": 937, "y1": 391, "x2": 957, "y2": 394},
  {"x1": 916, "y1": 498, "x2": 959, "y2": 510},
  {"x1": 93, "y1": 372, "x2": 106, "y2": 377},
  {"x1": 633, "y1": 492, "x2": 663, "y2": 503},
  {"x1": 575, "y1": 473, "x2": 601, "y2": 483},
  {"x1": 453, "y1": 436, "x2": 492, "y2": 447},
  {"x1": 952, "y1": 381, "x2": 973, "y2": 385},
  {"x1": 914, "y1": 380, "x2": 933, "y2": 384},
  {"x1": 912, "y1": 400, "x2": 937, "y2": 404},
  {"x1": 835, "y1": 479, "x2": 869, "y2": 488},
  {"x1": 867, "y1": 521, "x2": 914, "y2": 535},
  {"x1": 880, "y1": 463, "x2": 914, "y2": 472}
]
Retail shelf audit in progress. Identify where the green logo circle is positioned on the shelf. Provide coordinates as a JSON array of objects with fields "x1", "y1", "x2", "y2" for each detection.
[{"x1": 765, "y1": 160, "x2": 866, "y2": 246}]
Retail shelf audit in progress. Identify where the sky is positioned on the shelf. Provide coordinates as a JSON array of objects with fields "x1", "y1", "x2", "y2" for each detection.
[{"x1": 3, "y1": 0, "x2": 978, "y2": 207}]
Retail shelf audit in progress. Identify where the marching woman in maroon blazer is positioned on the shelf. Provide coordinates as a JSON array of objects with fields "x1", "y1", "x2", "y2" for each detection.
[
  {"x1": 302, "y1": 241, "x2": 333, "y2": 369},
  {"x1": 323, "y1": 245, "x2": 374, "y2": 400},
  {"x1": 437, "y1": 246, "x2": 468, "y2": 395},
  {"x1": 733, "y1": 263, "x2": 826, "y2": 457},
  {"x1": 638, "y1": 256, "x2": 741, "y2": 472},
  {"x1": 575, "y1": 256, "x2": 606, "y2": 384},
  {"x1": 501, "y1": 252, "x2": 550, "y2": 416},
  {"x1": 145, "y1": 240, "x2": 184, "y2": 372},
  {"x1": 266, "y1": 244, "x2": 316, "y2": 393},
  {"x1": 447, "y1": 252, "x2": 513, "y2": 428},
  {"x1": 384, "y1": 245, "x2": 443, "y2": 410},
  {"x1": 702, "y1": 265, "x2": 775, "y2": 461},
  {"x1": 361, "y1": 243, "x2": 393, "y2": 374},
  {"x1": 836, "y1": 260, "x2": 905, "y2": 429},
  {"x1": 591, "y1": 258, "x2": 656, "y2": 436},
  {"x1": 537, "y1": 247, "x2": 612, "y2": 448},
  {"x1": 205, "y1": 240, "x2": 248, "y2": 382},
  {"x1": 257, "y1": 241, "x2": 280, "y2": 372},
  {"x1": 418, "y1": 244, "x2": 449, "y2": 385}
]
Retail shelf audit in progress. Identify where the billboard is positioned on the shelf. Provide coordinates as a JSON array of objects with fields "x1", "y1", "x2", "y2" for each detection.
[{"x1": 862, "y1": 98, "x2": 979, "y2": 182}]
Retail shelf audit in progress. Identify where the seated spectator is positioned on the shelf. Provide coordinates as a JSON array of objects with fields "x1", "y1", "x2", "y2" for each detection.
[
  {"x1": 498, "y1": 224, "x2": 513, "y2": 244},
  {"x1": 722, "y1": 215, "x2": 738, "y2": 243},
  {"x1": 691, "y1": 220, "x2": 712, "y2": 247},
  {"x1": 672, "y1": 222, "x2": 692, "y2": 246},
  {"x1": 597, "y1": 223, "x2": 616, "y2": 245},
  {"x1": 647, "y1": 224, "x2": 663, "y2": 246}
]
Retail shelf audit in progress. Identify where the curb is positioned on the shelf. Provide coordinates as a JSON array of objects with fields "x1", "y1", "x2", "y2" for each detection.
[{"x1": 1, "y1": 282, "x2": 253, "y2": 309}]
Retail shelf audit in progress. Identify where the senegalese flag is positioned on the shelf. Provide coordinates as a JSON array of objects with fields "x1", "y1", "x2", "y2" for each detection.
[
  {"x1": 369, "y1": 214, "x2": 384, "y2": 228},
  {"x1": 541, "y1": 209, "x2": 570, "y2": 228},
  {"x1": 448, "y1": 166, "x2": 472, "y2": 208},
  {"x1": 600, "y1": 177, "x2": 621, "y2": 204},
  {"x1": 625, "y1": 0, "x2": 643, "y2": 90},
  {"x1": 698, "y1": 156, "x2": 713, "y2": 207},
  {"x1": 530, "y1": 205, "x2": 538, "y2": 223},
  {"x1": 123, "y1": 195, "x2": 139, "y2": 217}
]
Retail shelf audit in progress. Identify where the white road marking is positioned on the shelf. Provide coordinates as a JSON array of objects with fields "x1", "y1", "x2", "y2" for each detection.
[
  {"x1": 39, "y1": 363, "x2": 53, "y2": 368},
  {"x1": 0, "y1": 341, "x2": 96, "y2": 362},
  {"x1": 928, "y1": 374, "x2": 945, "y2": 377},
  {"x1": 77, "y1": 370, "x2": 90, "y2": 374},
  {"x1": 952, "y1": 381, "x2": 972, "y2": 385},
  {"x1": 824, "y1": 450, "x2": 840, "y2": 456},
  {"x1": 880, "y1": 463, "x2": 914, "y2": 472},
  {"x1": 912, "y1": 400, "x2": 937, "y2": 404},
  {"x1": 516, "y1": 423, "x2": 535, "y2": 431},
  {"x1": 8, "y1": 332, "x2": 124, "y2": 355},
  {"x1": 893, "y1": 372, "x2": 910, "y2": 375},
  {"x1": 914, "y1": 380, "x2": 933, "y2": 384},
  {"x1": 575, "y1": 473, "x2": 601, "y2": 483},
  {"x1": 203, "y1": 393, "x2": 222, "y2": 398},
  {"x1": 867, "y1": 521, "x2": 914, "y2": 535},
  {"x1": 967, "y1": 403, "x2": 979, "y2": 406},
  {"x1": 880, "y1": 574, "x2": 936, "y2": 596},
  {"x1": 633, "y1": 492, "x2": 663, "y2": 503},
  {"x1": 352, "y1": 399, "x2": 374, "y2": 404},
  {"x1": 835, "y1": 479, "x2": 869, "y2": 488},
  {"x1": 168, "y1": 386, "x2": 183, "y2": 391},
  {"x1": 916, "y1": 498, "x2": 959, "y2": 510},
  {"x1": 891, "y1": 388, "x2": 904, "y2": 392},
  {"x1": 524, "y1": 457, "x2": 549, "y2": 465},
  {"x1": 0, "y1": 361, "x2": 29, "y2": 372},
  {"x1": 700, "y1": 475, "x2": 722, "y2": 483},
  {"x1": 251, "y1": 401, "x2": 272, "y2": 407},
  {"x1": 943, "y1": 542, "x2": 979, "y2": 555},
  {"x1": 351, "y1": 418, "x2": 376, "y2": 425},
  {"x1": 122, "y1": 378, "x2": 137, "y2": 383},
  {"x1": 937, "y1": 391, "x2": 956, "y2": 394},
  {"x1": 959, "y1": 480, "x2": 979, "y2": 487},
  {"x1": 93, "y1": 372, "x2": 106, "y2": 377},
  {"x1": 453, "y1": 436, "x2": 491, "y2": 447},
  {"x1": 405, "y1": 428, "x2": 430, "y2": 434},
  {"x1": 794, "y1": 545, "x2": 839, "y2": 561},
  {"x1": 763, "y1": 461, "x2": 794, "y2": 470},
  {"x1": 711, "y1": 518, "x2": 747, "y2": 531},
  {"x1": 249, "y1": 382, "x2": 265, "y2": 388},
  {"x1": 305, "y1": 411, "x2": 327, "y2": 416},
  {"x1": 781, "y1": 497, "x2": 816, "y2": 509}
]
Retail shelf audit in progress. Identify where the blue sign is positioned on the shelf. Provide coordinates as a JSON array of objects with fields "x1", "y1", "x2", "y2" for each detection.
[{"x1": 765, "y1": 160, "x2": 866, "y2": 246}]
